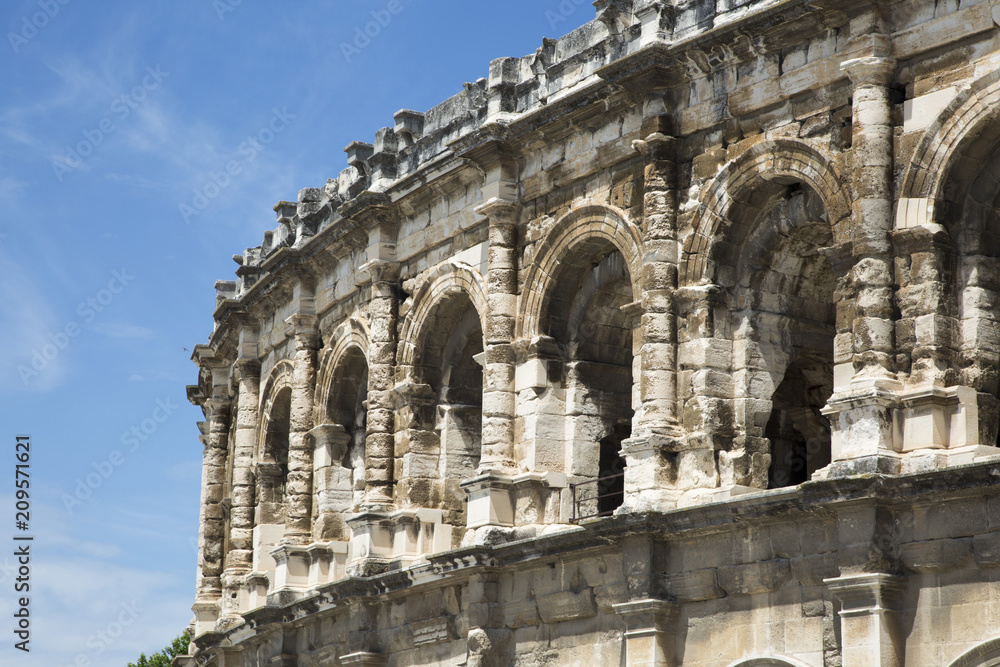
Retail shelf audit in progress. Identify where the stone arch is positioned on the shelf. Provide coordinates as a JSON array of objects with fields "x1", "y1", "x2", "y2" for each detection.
[
  {"x1": 726, "y1": 657, "x2": 814, "y2": 667},
  {"x1": 678, "y1": 140, "x2": 846, "y2": 489},
  {"x1": 899, "y1": 72, "x2": 1000, "y2": 443},
  {"x1": 679, "y1": 138, "x2": 850, "y2": 288},
  {"x1": 314, "y1": 318, "x2": 371, "y2": 524},
  {"x1": 517, "y1": 204, "x2": 641, "y2": 514},
  {"x1": 315, "y1": 317, "x2": 371, "y2": 424},
  {"x1": 256, "y1": 360, "x2": 295, "y2": 461},
  {"x1": 253, "y1": 359, "x2": 294, "y2": 541},
  {"x1": 518, "y1": 203, "x2": 643, "y2": 341},
  {"x1": 947, "y1": 637, "x2": 1000, "y2": 667},
  {"x1": 398, "y1": 260, "x2": 487, "y2": 375},
  {"x1": 899, "y1": 70, "x2": 1000, "y2": 203},
  {"x1": 395, "y1": 260, "x2": 487, "y2": 523}
]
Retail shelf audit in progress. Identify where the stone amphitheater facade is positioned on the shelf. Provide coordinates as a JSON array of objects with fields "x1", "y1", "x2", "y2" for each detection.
[{"x1": 182, "y1": 1, "x2": 1000, "y2": 665}]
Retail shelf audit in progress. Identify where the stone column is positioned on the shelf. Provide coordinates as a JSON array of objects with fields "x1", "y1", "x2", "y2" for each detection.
[
  {"x1": 633, "y1": 115, "x2": 680, "y2": 437},
  {"x1": 284, "y1": 312, "x2": 319, "y2": 543},
  {"x1": 843, "y1": 54, "x2": 897, "y2": 380},
  {"x1": 364, "y1": 258, "x2": 400, "y2": 509},
  {"x1": 820, "y1": 54, "x2": 902, "y2": 476},
  {"x1": 460, "y1": 141, "x2": 520, "y2": 535},
  {"x1": 825, "y1": 573, "x2": 906, "y2": 667},
  {"x1": 612, "y1": 599, "x2": 679, "y2": 667},
  {"x1": 477, "y1": 198, "x2": 520, "y2": 473},
  {"x1": 197, "y1": 394, "x2": 230, "y2": 624},
  {"x1": 221, "y1": 349, "x2": 259, "y2": 619}
]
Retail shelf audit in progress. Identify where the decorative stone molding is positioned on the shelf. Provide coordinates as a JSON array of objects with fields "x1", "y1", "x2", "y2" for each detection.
[
  {"x1": 612, "y1": 598, "x2": 680, "y2": 667},
  {"x1": 825, "y1": 573, "x2": 906, "y2": 667}
]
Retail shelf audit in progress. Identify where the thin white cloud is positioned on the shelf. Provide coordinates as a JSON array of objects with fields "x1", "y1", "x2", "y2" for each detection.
[
  {"x1": 0, "y1": 254, "x2": 67, "y2": 392},
  {"x1": 89, "y1": 320, "x2": 154, "y2": 339}
]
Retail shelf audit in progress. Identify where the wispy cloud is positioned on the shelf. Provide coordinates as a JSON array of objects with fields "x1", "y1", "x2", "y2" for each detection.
[
  {"x1": 89, "y1": 320, "x2": 153, "y2": 339},
  {"x1": 0, "y1": 254, "x2": 66, "y2": 392}
]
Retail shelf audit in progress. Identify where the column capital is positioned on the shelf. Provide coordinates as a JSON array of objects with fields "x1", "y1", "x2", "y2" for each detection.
[
  {"x1": 233, "y1": 357, "x2": 260, "y2": 381},
  {"x1": 475, "y1": 197, "x2": 520, "y2": 225},
  {"x1": 841, "y1": 56, "x2": 896, "y2": 87},
  {"x1": 612, "y1": 598, "x2": 679, "y2": 627},
  {"x1": 359, "y1": 258, "x2": 400, "y2": 284},
  {"x1": 203, "y1": 397, "x2": 232, "y2": 420},
  {"x1": 824, "y1": 572, "x2": 906, "y2": 615},
  {"x1": 284, "y1": 313, "x2": 319, "y2": 352}
]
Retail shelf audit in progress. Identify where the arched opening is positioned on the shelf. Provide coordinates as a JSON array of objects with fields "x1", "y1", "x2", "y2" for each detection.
[
  {"x1": 545, "y1": 240, "x2": 634, "y2": 515},
  {"x1": 938, "y1": 120, "x2": 1000, "y2": 445},
  {"x1": 258, "y1": 386, "x2": 291, "y2": 525},
  {"x1": 404, "y1": 290, "x2": 484, "y2": 526},
  {"x1": 728, "y1": 187, "x2": 836, "y2": 489},
  {"x1": 326, "y1": 347, "x2": 368, "y2": 510},
  {"x1": 432, "y1": 298, "x2": 484, "y2": 521}
]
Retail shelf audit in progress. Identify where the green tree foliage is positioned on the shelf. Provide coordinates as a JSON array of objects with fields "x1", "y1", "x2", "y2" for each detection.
[{"x1": 127, "y1": 631, "x2": 190, "y2": 667}]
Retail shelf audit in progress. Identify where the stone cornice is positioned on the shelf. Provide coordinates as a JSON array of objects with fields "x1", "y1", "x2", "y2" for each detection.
[{"x1": 191, "y1": 460, "x2": 1000, "y2": 654}]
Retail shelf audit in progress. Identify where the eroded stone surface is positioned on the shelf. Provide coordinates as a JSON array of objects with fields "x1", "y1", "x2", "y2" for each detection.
[{"x1": 183, "y1": 1, "x2": 1000, "y2": 665}]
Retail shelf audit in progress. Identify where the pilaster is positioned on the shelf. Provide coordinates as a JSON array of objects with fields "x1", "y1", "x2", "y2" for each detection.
[
  {"x1": 825, "y1": 573, "x2": 906, "y2": 667},
  {"x1": 612, "y1": 599, "x2": 680, "y2": 667}
]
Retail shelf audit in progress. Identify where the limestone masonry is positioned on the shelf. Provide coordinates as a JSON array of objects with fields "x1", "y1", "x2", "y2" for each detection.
[{"x1": 182, "y1": 1, "x2": 1000, "y2": 665}]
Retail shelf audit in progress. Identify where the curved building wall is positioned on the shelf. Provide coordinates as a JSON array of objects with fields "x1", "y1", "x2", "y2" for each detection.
[{"x1": 182, "y1": 1, "x2": 1000, "y2": 665}]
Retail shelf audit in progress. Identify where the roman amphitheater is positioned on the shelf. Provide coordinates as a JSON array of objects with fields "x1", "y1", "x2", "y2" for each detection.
[{"x1": 180, "y1": 1, "x2": 1000, "y2": 665}]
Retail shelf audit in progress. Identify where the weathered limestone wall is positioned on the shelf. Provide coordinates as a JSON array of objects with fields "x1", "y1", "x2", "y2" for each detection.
[{"x1": 184, "y1": 0, "x2": 1000, "y2": 665}]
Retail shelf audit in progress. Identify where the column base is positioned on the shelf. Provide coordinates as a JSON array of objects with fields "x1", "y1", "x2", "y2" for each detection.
[
  {"x1": 191, "y1": 600, "x2": 220, "y2": 637},
  {"x1": 267, "y1": 543, "x2": 311, "y2": 605},
  {"x1": 822, "y1": 377, "x2": 901, "y2": 468},
  {"x1": 391, "y1": 508, "x2": 453, "y2": 567},
  {"x1": 619, "y1": 435, "x2": 686, "y2": 513},
  {"x1": 461, "y1": 472, "x2": 514, "y2": 529},
  {"x1": 346, "y1": 511, "x2": 394, "y2": 573}
]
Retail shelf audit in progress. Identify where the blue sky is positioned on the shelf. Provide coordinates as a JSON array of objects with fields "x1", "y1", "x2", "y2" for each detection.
[{"x1": 0, "y1": 1, "x2": 592, "y2": 665}]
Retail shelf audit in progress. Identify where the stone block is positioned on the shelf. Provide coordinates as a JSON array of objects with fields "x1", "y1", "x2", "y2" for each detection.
[
  {"x1": 536, "y1": 589, "x2": 597, "y2": 623},
  {"x1": 901, "y1": 538, "x2": 974, "y2": 573},
  {"x1": 664, "y1": 568, "x2": 723, "y2": 602},
  {"x1": 717, "y1": 559, "x2": 792, "y2": 596}
]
